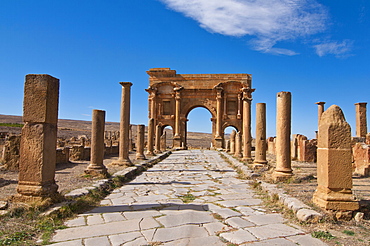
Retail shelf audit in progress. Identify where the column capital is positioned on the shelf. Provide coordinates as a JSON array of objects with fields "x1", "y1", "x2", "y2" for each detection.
[
  {"x1": 315, "y1": 101, "x2": 326, "y2": 105},
  {"x1": 355, "y1": 102, "x2": 367, "y2": 106},
  {"x1": 241, "y1": 87, "x2": 255, "y2": 101},
  {"x1": 119, "y1": 82, "x2": 133, "y2": 87}
]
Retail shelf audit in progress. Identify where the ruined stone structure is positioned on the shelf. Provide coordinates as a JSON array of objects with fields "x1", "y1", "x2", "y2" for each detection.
[
  {"x1": 291, "y1": 134, "x2": 317, "y2": 162},
  {"x1": 313, "y1": 105, "x2": 359, "y2": 211},
  {"x1": 15, "y1": 74, "x2": 60, "y2": 203},
  {"x1": 1, "y1": 135, "x2": 20, "y2": 171},
  {"x1": 352, "y1": 142, "x2": 370, "y2": 177},
  {"x1": 145, "y1": 68, "x2": 254, "y2": 151},
  {"x1": 85, "y1": 110, "x2": 108, "y2": 177},
  {"x1": 273, "y1": 92, "x2": 293, "y2": 181},
  {"x1": 267, "y1": 137, "x2": 276, "y2": 155},
  {"x1": 355, "y1": 102, "x2": 367, "y2": 138},
  {"x1": 111, "y1": 82, "x2": 133, "y2": 166}
]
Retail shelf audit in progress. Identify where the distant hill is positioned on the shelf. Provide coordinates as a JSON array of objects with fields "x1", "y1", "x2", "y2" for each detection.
[{"x1": 0, "y1": 114, "x2": 213, "y2": 148}]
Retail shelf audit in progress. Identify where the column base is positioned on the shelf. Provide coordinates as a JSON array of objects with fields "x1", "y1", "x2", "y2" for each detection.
[
  {"x1": 136, "y1": 154, "x2": 147, "y2": 160},
  {"x1": 173, "y1": 137, "x2": 182, "y2": 148},
  {"x1": 242, "y1": 157, "x2": 253, "y2": 163},
  {"x1": 252, "y1": 163, "x2": 267, "y2": 169},
  {"x1": 313, "y1": 186, "x2": 359, "y2": 211},
  {"x1": 214, "y1": 137, "x2": 223, "y2": 149},
  {"x1": 84, "y1": 164, "x2": 109, "y2": 178},
  {"x1": 234, "y1": 153, "x2": 243, "y2": 158},
  {"x1": 110, "y1": 158, "x2": 133, "y2": 166},
  {"x1": 14, "y1": 181, "x2": 61, "y2": 205},
  {"x1": 272, "y1": 170, "x2": 293, "y2": 182},
  {"x1": 146, "y1": 150, "x2": 156, "y2": 156}
]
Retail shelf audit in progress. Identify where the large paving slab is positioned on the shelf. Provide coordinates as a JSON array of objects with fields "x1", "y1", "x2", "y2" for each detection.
[{"x1": 51, "y1": 150, "x2": 326, "y2": 245}]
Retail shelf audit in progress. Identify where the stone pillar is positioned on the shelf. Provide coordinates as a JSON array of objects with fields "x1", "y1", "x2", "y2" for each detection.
[
  {"x1": 291, "y1": 134, "x2": 298, "y2": 160},
  {"x1": 173, "y1": 88, "x2": 182, "y2": 148},
  {"x1": 155, "y1": 124, "x2": 162, "y2": 153},
  {"x1": 355, "y1": 102, "x2": 367, "y2": 138},
  {"x1": 129, "y1": 125, "x2": 133, "y2": 152},
  {"x1": 215, "y1": 87, "x2": 223, "y2": 148},
  {"x1": 254, "y1": 103, "x2": 267, "y2": 166},
  {"x1": 229, "y1": 130, "x2": 236, "y2": 154},
  {"x1": 242, "y1": 88, "x2": 253, "y2": 162},
  {"x1": 272, "y1": 91, "x2": 293, "y2": 181},
  {"x1": 136, "y1": 124, "x2": 146, "y2": 160},
  {"x1": 313, "y1": 105, "x2": 359, "y2": 211},
  {"x1": 316, "y1": 102, "x2": 326, "y2": 127},
  {"x1": 111, "y1": 82, "x2": 133, "y2": 166},
  {"x1": 15, "y1": 74, "x2": 60, "y2": 203},
  {"x1": 85, "y1": 110, "x2": 108, "y2": 176},
  {"x1": 225, "y1": 140, "x2": 230, "y2": 152},
  {"x1": 160, "y1": 131, "x2": 167, "y2": 152},
  {"x1": 234, "y1": 131, "x2": 242, "y2": 158},
  {"x1": 146, "y1": 118, "x2": 155, "y2": 156}
]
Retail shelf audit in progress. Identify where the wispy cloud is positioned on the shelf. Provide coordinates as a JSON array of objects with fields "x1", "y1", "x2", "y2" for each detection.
[
  {"x1": 314, "y1": 40, "x2": 354, "y2": 58},
  {"x1": 159, "y1": 0, "x2": 352, "y2": 56}
]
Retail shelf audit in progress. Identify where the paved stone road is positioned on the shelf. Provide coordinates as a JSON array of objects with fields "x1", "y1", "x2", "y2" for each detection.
[{"x1": 50, "y1": 150, "x2": 326, "y2": 246}]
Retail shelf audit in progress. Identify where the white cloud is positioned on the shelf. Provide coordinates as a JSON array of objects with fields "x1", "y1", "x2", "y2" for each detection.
[
  {"x1": 314, "y1": 40, "x2": 353, "y2": 58},
  {"x1": 160, "y1": 0, "x2": 328, "y2": 55}
]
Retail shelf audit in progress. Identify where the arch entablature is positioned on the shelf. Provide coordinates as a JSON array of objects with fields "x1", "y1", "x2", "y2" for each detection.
[{"x1": 146, "y1": 68, "x2": 254, "y2": 150}]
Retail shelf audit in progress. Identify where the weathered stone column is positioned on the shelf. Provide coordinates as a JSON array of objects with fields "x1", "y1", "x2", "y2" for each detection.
[
  {"x1": 129, "y1": 125, "x2": 133, "y2": 152},
  {"x1": 313, "y1": 105, "x2": 359, "y2": 211},
  {"x1": 146, "y1": 118, "x2": 155, "y2": 156},
  {"x1": 215, "y1": 87, "x2": 223, "y2": 148},
  {"x1": 229, "y1": 130, "x2": 236, "y2": 154},
  {"x1": 160, "y1": 131, "x2": 167, "y2": 152},
  {"x1": 355, "y1": 102, "x2": 367, "y2": 138},
  {"x1": 111, "y1": 82, "x2": 133, "y2": 166},
  {"x1": 173, "y1": 87, "x2": 182, "y2": 148},
  {"x1": 85, "y1": 110, "x2": 108, "y2": 176},
  {"x1": 155, "y1": 124, "x2": 162, "y2": 153},
  {"x1": 234, "y1": 131, "x2": 242, "y2": 158},
  {"x1": 225, "y1": 140, "x2": 230, "y2": 152},
  {"x1": 242, "y1": 88, "x2": 253, "y2": 162},
  {"x1": 136, "y1": 124, "x2": 146, "y2": 160},
  {"x1": 15, "y1": 74, "x2": 60, "y2": 203},
  {"x1": 272, "y1": 91, "x2": 293, "y2": 181},
  {"x1": 254, "y1": 103, "x2": 267, "y2": 166},
  {"x1": 316, "y1": 102, "x2": 326, "y2": 127}
]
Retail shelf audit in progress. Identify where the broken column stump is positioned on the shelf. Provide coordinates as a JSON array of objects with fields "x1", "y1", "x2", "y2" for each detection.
[
  {"x1": 313, "y1": 105, "x2": 359, "y2": 211},
  {"x1": 85, "y1": 109, "x2": 108, "y2": 177}
]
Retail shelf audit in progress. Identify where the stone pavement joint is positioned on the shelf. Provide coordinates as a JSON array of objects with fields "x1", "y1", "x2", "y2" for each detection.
[{"x1": 51, "y1": 150, "x2": 326, "y2": 245}]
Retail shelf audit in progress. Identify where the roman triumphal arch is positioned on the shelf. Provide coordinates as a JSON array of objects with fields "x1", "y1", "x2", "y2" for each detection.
[{"x1": 146, "y1": 68, "x2": 255, "y2": 160}]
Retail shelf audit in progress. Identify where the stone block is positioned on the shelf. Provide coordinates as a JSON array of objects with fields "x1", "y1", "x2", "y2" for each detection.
[{"x1": 23, "y1": 74, "x2": 59, "y2": 124}]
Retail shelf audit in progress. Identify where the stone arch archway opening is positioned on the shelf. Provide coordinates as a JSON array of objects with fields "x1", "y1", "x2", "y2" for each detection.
[{"x1": 186, "y1": 107, "x2": 213, "y2": 149}]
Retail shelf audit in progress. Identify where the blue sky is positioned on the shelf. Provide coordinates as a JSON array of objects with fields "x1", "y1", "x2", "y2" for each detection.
[{"x1": 0, "y1": 0, "x2": 369, "y2": 139}]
